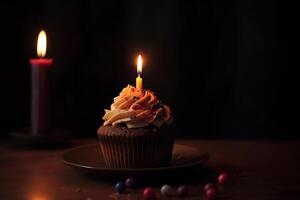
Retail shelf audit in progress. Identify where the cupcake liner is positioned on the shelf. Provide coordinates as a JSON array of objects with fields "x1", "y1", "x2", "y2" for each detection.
[{"x1": 98, "y1": 126, "x2": 174, "y2": 168}]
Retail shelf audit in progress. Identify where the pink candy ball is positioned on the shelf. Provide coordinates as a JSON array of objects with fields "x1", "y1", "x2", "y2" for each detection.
[
  {"x1": 205, "y1": 188, "x2": 217, "y2": 199},
  {"x1": 125, "y1": 177, "x2": 136, "y2": 189},
  {"x1": 218, "y1": 173, "x2": 228, "y2": 184}
]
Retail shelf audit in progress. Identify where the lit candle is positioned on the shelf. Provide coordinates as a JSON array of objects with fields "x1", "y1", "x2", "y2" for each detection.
[
  {"x1": 136, "y1": 54, "x2": 143, "y2": 90},
  {"x1": 29, "y1": 30, "x2": 53, "y2": 135}
]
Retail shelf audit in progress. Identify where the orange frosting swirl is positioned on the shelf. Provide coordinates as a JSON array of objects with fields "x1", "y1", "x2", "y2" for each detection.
[{"x1": 102, "y1": 85, "x2": 172, "y2": 128}]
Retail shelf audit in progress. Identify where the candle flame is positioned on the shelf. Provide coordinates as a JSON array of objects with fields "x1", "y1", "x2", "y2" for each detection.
[
  {"x1": 37, "y1": 30, "x2": 47, "y2": 58},
  {"x1": 137, "y1": 54, "x2": 142, "y2": 74}
]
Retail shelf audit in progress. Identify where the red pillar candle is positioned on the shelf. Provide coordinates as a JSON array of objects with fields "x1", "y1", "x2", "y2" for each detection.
[{"x1": 29, "y1": 30, "x2": 53, "y2": 135}]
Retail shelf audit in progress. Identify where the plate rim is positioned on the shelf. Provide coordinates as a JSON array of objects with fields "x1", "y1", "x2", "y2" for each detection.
[{"x1": 62, "y1": 143, "x2": 210, "y2": 172}]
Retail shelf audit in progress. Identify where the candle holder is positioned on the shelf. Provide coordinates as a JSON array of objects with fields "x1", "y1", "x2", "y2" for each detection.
[{"x1": 10, "y1": 128, "x2": 70, "y2": 148}]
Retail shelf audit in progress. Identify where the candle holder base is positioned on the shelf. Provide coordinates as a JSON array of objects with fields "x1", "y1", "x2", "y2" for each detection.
[{"x1": 10, "y1": 128, "x2": 70, "y2": 148}]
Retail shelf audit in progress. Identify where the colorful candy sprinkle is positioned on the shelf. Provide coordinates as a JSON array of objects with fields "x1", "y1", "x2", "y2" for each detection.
[
  {"x1": 177, "y1": 185, "x2": 189, "y2": 196},
  {"x1": 125, "y1": 177, "x2": 136, "y2": 189},
  {"x1": 218, "y1": 173, "x2": 228, "y2": 184},
  {"x1": 160, "y1": 185, "x2": 172, "y2": 197},
  {"x1": 115, "y1": 181, "x2": 126, "y2": 194},
  {"x1": 143, "y1": 187, "x2": 156, "y2": 199}
]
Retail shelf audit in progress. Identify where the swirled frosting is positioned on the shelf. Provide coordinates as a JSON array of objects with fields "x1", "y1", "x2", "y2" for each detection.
[{"x1": 102, "y1": 85, "x2": 172, "y2": 128}]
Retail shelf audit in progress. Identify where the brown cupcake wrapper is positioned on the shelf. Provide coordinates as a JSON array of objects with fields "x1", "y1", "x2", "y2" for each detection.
[{"x1": 98, "y1": 130, "x2": 174, "y2": 168}]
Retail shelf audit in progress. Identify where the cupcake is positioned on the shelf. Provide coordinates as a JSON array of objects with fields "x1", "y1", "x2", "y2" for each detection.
[{"x1": 97, "y1": 85, "x2": 173, "y2": 168}]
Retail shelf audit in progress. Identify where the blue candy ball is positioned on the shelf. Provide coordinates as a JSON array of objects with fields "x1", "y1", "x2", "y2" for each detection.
[
  {"x1": 161, "y1": 185, "x2": 172, "y2": 196},
  {"x1": 115, "y1": 181, "x2": 126, "y2": 193}
]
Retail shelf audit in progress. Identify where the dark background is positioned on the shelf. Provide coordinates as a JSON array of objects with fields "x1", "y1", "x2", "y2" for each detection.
[{"x1": 0, "y1": 0, "x2": 299, "y2": 138}]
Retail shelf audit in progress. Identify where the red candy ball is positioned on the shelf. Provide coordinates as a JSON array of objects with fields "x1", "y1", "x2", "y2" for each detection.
[
  {"x1": 205, "y1": 188, "x2": 217, "y2": 199},
  {"x1": 218, "y1": 173, "x2": 228, "y2": 184},
  {"x1": 143, "y1": 187, "x2": 156, "y2": 199}
]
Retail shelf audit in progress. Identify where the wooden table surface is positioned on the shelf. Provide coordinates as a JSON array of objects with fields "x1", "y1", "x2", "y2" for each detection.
[{"x1": 1, "y1": 139, "x2": 300, "y2": 200}]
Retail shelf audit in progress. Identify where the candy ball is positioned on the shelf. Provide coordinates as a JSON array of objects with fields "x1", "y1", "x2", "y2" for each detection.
[
  {"x1": 218, "y1": 173, "x2": 228, "y2": 184},
  {"x1": 204, "y1": 183, "x2": 217, "y2": 191},
  {"x1": 115, "y1": 181, "x2": 126, "y2": 194},
  {"x1": 160, "y1": 185, "x2": 172, "y2": 197},
  {"x1": 205, "y1": 188, "x2": 217, "y2": 199},
  {"x1": 125, "y1": 177, "x2": 136, "y2": 189},
  {"x1": 143, "y1": 187, "x2": 156, "y2": 199},
  {"x1": 177, "y1": 185, "x2": 189, "y2": 196}
]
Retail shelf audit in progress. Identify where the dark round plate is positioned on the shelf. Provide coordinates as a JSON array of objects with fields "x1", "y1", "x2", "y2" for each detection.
[{"x1": 62, "y1": 143, "x2": 209, "y2": 177}]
